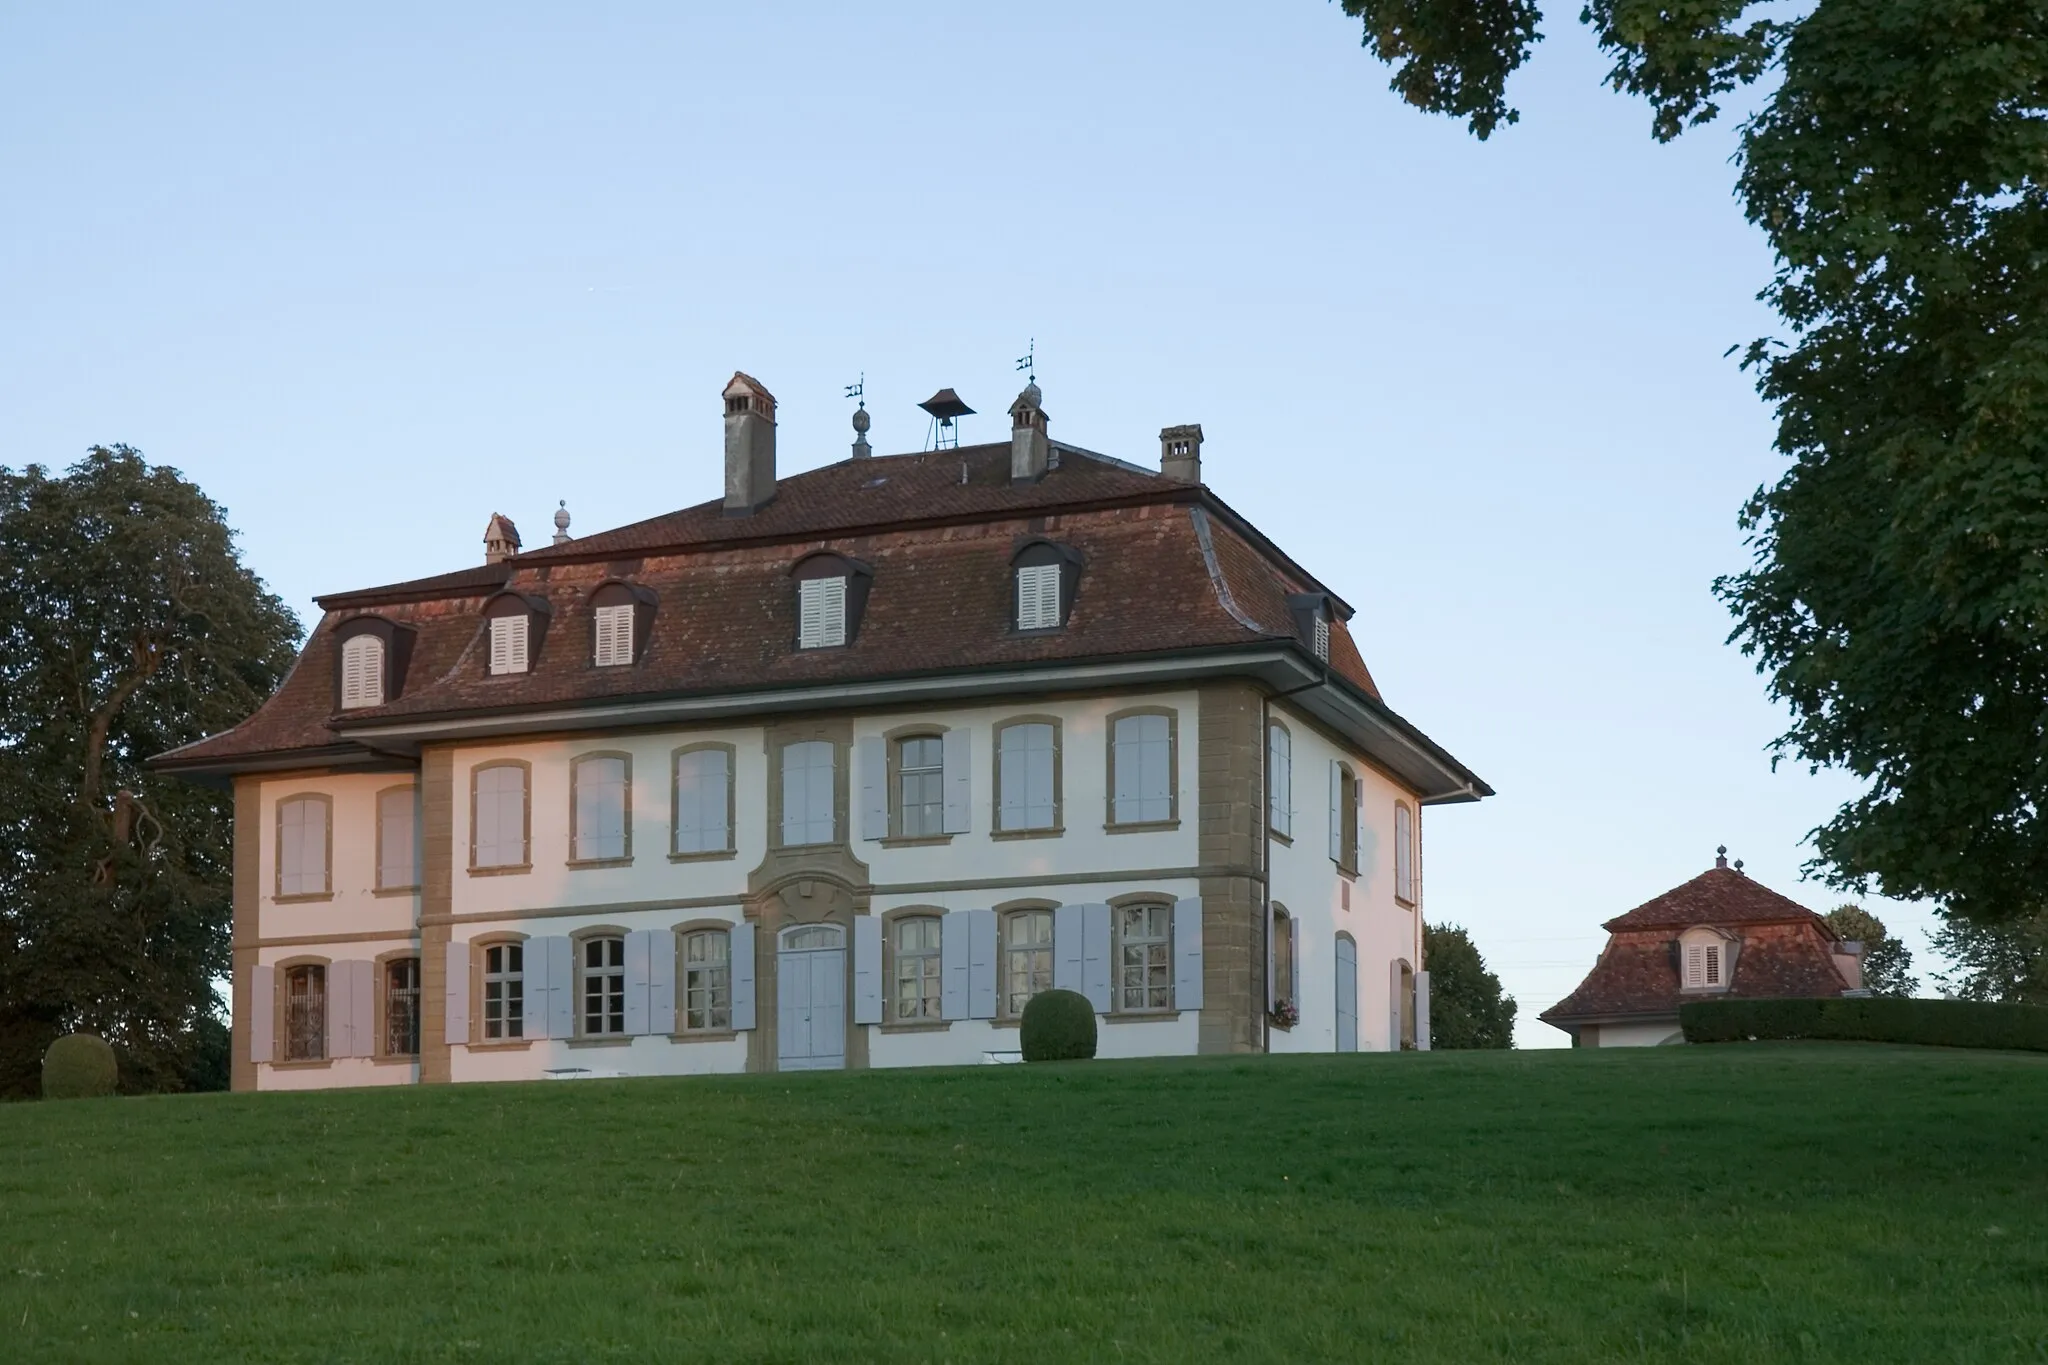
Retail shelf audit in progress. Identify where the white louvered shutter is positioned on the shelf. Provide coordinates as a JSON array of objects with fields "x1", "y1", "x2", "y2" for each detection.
[
  {"x1": 1395, "y1": 803, "x2": 1414, "y2": 903},
  {"x1": 340, "y1": 635, "x2": 383, "y2": 708},
  {"x1": 1312, "y1": 612, "x2": 1331, "y2": 661},
  {"x1": 941, "y1": 727, "x2": 971, "y2": 834},
  {"x1": 1053, "y1": 904, "x2": 1085, "y2": 993},
  {"x1": 798, "y1": 577, "x2": 847, "y2": 648},
  {"x1": 1684, "y1": 945, "x2": 1705, "y2": 988},
  {"x1": 594, "y1": 604, "x2": 633, "y2": 667},
  {"x1": 1017, "y1": 563, "x2": 1062, "y2": 630},
  {"x1": 490, "y1": 614, "x2": 529, "y2": 675}
]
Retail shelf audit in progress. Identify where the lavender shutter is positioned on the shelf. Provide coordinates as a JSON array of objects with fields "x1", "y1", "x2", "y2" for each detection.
[
  {"x1": 941, "y1": 728, "x2": 971, "y2": 834},
  {"x1": 1053, "y1": 904, "x2": 1084, "y2": 993},
  {"x1": 353, "y1": 960, "x2": 375, "y2": 1056},
  {"x1": 1289, "y1": 918, "x2": 1301, "y2": 1007},
  {"x1": 1327, "y1": 761, "x2": 1342, "y2": 863},
  {"x1": 852, "y1": 916, "x2": 882, "y2": 1025},
  {"x1": 1265, "y1": 909, "x2": 1276, "y2": 1012},
  {"x1": 648, "y1": 932, "x2": 676, "y2": 1036},
  {"x1": 624, "y1": 930, "x2": 652, "y2": 1036},
  {"x1": 1079, "y1": 903, "x2": 1112, "y2": 1013},
  {"x1": 445, "y1": 945, "x2": 470, "y2": 1047},
  {"x1": 327, "y1": 961, "x2": 354, "y2": 1057},
  {"x1": 1415, "y1": 970, "x2": 1432, "y2": 1051},
  {"x1": 249, "y1": 963, "x2": 275, "y2": 1064},
  {"x1": 522, "y1": 942, "x2": 551, "y2": 1039},
  {"x1": 941, "y1": 911, "x2": 970, "y2": 1020},
  {"x1": 858, "y1": 736, "x2": 887, "y2": 841},
  {"x1": 546, "y1": 937, "x2": 575, "y2": 1041},
  {"x1": 1173, "y1": 899, "x2": 1204, "y2": 1011},
  {"x1": 730, "y1": 923, "x2": 757, "y2": 1031},
  {"x1": 967, "y1": 908, "x2": 997, "y2": 1020}
]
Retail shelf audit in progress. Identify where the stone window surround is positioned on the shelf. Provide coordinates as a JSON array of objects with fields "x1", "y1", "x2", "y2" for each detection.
[
  {"x1": 273, "y1": 953, "x2": 331, "y2": 1067},
  {"x1": 882, "y1": 721, "x2": 952, "y2": 845},
  {"x1": 767, "y1": 727, "x2": 849, "y2": 851},
  {"x1": 671, "y1": 917, "x2": 738, "y2": 1041},
  {"x1": 468, "y1": 758, "x2": 533, "y2": 876},
  {"x1": 373, "y1": 782, "x2": 421, "y2": 896},
  {"x1": 273, "y1": 791, "x2": 334, "y2": 903},
  {"x1": 373, "y1": 948, "x2": 422, "y2": 1063},
  {"x1": 991, "y1": 715, "x2": 1064, "y2": 839},
  {"x1": 994, "y1": 897, "x2": 1059, "y2": 1026},
  {"x1": 468, "y1": 931, "x2": 532, "y2": 1049},
  {"x1": 1104, "y1": 705, "x2": 1180, "y2": 833},
  {"x1": 567, "y1": 749, "x2": 635, "y2": 868},
  {"x1": 669, "y1": 742, "x2": 738, "y2": 862},
  {"x1": 878, "y1": 905, "x2": 948, "y2": 1031},
  {"x1": 1106, "y1": 890, "x2": 1176, "y2": 1016},
  {"x1": 569, "y1": 923, "x2": 630, "y2": 1041}
]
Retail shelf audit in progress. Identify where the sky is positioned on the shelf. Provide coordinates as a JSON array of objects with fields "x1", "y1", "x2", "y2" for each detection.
[{"x1": 0, "y1": 3, "x2": 1939, "y2": 1044}]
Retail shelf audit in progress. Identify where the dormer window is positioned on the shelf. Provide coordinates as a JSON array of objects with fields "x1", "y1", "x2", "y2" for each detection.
[
  {"x1": 1686, "y1": 943, "x2": 1722, "y2": 988},
  {"x1": 1011, "y1": 539, "x2": 1080, "y2": 632},
  {"x1": 1678, "y1": 927, "x2": 1737, "y2": 992},
  {"x1": 490, "y1": 614, "x2": 530, "y2": 675},
  {"x1": 1287, "y1": 592, "x2": 1337, "y2": 664},
  {"x1": 594, "y1": 604, "x2": 633, "y2": 666},
  {"x1": 1312, "y1": 612, "x2": 1331, "y2": 662},
  {"x1": 340, "y1": 634, "x2": 385, "y2": 709},
  {"x1": 791, "y1": 552, "x2": 871, "y2": 650},
  {"x1": 587, "y1": 580, "x2": 656, "y2": 669}
]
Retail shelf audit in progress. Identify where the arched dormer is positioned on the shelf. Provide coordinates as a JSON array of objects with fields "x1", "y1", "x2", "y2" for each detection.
[
  {"x1": 790, "y1": 551, "x2": 873, "y2": 650},
  {"x1": 588, "y1": 580, "x2": 657, "y2": 668},
  {"x1": 1286, "y1": 592, "x2": 1338, "y2": 663},
  {"x1": 1010, "y1": 537, "x2": 1082, "y2": 632},
  {"x1": 1675, "y1": 925, "x2": 1739, "y2": 993},
  {"x1": 481, "y1": 590, "x2": 552, "y2": 676},
  {"x1": 331, "y1": 615, "x2": 416, "y2": 710}
]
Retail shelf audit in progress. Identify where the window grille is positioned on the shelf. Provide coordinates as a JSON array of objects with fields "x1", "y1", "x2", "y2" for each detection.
[
  {"x1": 1117, "y1": 904, "x2": 1173, "y2": 1012},
  {"x1": 897, "y1": 736, "x2": 944, "y2": 837},
  {"x1": 1111, "y1": 714, "x2": 1173, "y2": 824},
  {"x1": 385, "y1": 957, "x2": 420, "y2": 1056},
  {"x1": 797, "y1": 576, "x2": 847, "y2": 648},
  {"x1": 1016, "y1": 563, "x2": 1062, "y2": 630},
  {"x1": 593, "y1": 603, "x2": 634, "y2": 667},
  {"x1": 682, "y1": 930, "x2": 731, "y2": 1031},
  {"x1": 284, "y1": 965, "x2": 326, "y2": 1060},
  {"x1": 893, "y1": 917, "x2": 942, "y2": 1020},
  {"x1": 340, "y1": 634, "x2": 384, "y2": 708},
  {"x1": 483, "y1": 942, "x2": 524, "y2": 1039},
  {"x1": 997, "y1": 723, "x2": 1057, "y2": 831},
  {"x1": 582, "y1": 936, "x2": 626, "y2": 1035},
  {"x1": 489, "y1": 614, "x2": 529, "y2": 674},
  {"x1": 1003, "y1": 910, "x2": 1054, "y2": 1017}
]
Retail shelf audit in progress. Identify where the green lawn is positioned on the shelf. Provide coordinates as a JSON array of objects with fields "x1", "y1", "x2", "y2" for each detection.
[{"x1": 2, "y1": 1046, "x2": 2045, "y2": 1363}]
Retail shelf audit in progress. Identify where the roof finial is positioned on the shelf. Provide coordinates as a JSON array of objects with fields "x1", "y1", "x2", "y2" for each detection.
[
  {"x1": 552, "y1": 500, "x2": 572, "y2": 545},
  {"x1": 847, "y1": 373, "x2": 871, "y2": 458},
  {"x1": 1016, "y1": 337, "x2": 1035, "y2": 384},
  {"x1": 1715, "y1": 844, "x2": 1729, "y2": 869},
  {"x1": 1734, "y1": 859, "x2": 1745, "y2": 875}
]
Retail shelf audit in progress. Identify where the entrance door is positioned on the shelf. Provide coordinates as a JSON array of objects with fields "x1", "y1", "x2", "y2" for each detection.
[
  {"x1": 778, "y1": 924, "x2": 847, "y2": 1072},
  {"x1": 1334, "y1": 935, "x2": 1358, "y2": 1053}
]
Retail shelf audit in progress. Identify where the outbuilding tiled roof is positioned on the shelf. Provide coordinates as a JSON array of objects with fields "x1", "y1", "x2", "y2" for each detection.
[
  {"x1": 1600, "y1": 867, "x2": 1825, "y2": 933},
  {"x1": 154, "y1": 439, "x2": 1413, "y2": 774}
]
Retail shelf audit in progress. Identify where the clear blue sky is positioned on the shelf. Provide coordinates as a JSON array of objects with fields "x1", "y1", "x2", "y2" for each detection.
[{"x1": 0, "y1": 3, "x2": 1935, "y2": 1043}]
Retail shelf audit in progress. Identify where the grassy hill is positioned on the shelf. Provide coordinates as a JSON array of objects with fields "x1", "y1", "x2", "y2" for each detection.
[{"x1": 2, "y1": 1045, "x2": 2044, "y2": 1363}]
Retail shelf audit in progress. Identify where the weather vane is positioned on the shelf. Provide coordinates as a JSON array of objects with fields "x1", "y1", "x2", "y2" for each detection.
[
  {"x1": 845, "y1": 372, "x2": 864, "y2": 406},
  {"x1": 1016, "y1": 339, "x2": 1035, "y2": 383}
]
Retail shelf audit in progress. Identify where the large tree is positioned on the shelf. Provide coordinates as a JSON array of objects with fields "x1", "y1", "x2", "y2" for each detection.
[
  {"x1": 0, "y1": 447, "x2": 299, "y2": 1096},
  {"x1": 1929, "y1": 913, "x2": 2048, "y2": 1004},
  {"x1": 1340, "y1": 1, "x2": 2048, "y2": 925},
  {"x1": 1422, "y1": 922, "x2": 1517, "y2": 1047},
  {"x1": 1821, "y1": 904, "x2": 1917, "y2": 997}
]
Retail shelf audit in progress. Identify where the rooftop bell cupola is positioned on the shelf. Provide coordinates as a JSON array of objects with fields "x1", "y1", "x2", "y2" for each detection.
[
  {"x1": 1010, "y1": 380, "x2": 1049, "y2": 483},
  {"x1": 722, "y1": 371, "x2": 778, "y2": 517},
  {"x1": 483, "y1": 513, "x2": 521, "y2": 563}
]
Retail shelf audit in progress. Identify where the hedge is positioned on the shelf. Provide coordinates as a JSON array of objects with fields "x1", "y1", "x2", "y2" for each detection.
[
  {"x1": 1680, "y1": 996, "x2": 2048, "y2": 1053},
  {"x1": 41, "y1": 1033, "x2": 119, "y2": 1099},
  {"x1": 1020, "y1": 989, "x2": 1098, "y2": 1062}
]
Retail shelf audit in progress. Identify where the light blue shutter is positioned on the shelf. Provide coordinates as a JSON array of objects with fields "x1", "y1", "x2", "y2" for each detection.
[
  {"x1": 853, "y1": 916, "x2": 883, "y2": 1025},
  {"x1": 1415, "y1": 970, "x2": 1431, "y2": 1051},
  {"x1": 967, "y1": 908, "x2": 997, "y2": 1019},
  {"x1": 445, "y1": 945, "x2": 470, "y2": 1047},
  {"x1": 1173, "y1": 899, "x2": 1204, "y2": 1011},
  {"x1": 1053, "y1": 904, "x2": 1084, "y2": 993},
  {"x1": 1328, "y1": 760, "x2": 1343, "y2": 863},
  {"x1": 353, "y1": 959, "x2": 375, "y2": 1056},
  {"x1": 648, "y1": 932, "x2": 676, "y2": 1036},
  {"x1": 1080, "y1": 903, "x2": 1112, "y2": 1013},
  {"x1": 942, "y1": 728, "x2": 971, "y2": 834},
  {"x1": 546, "y1": 937, "x2": 575, "y2": 1040},
  {"x1": 858, "y1": 736, "x2": 887, "y2": 841},
  {"x1": 1265, "y1": 910, "x2": 1275, "y2": 1012},
  {"x1": 249, "y1": 963, "x2": 274, "y2": 1063},
  {"x1": 730, "y1": 924, "x2": 757, "y2": 1031},
  {"x1": 624, "y1": 930, "x2": 652, "y2": 1036},
  {"x1": 941, "y1": 911, "x2": 970, "y2": 1020},
  {"x1": 330, "y1": 960, "x2": 361, "y2": 1057},
  {"x1": 1290, "y1": 918, "x2": 1301, "y2": 1007}
]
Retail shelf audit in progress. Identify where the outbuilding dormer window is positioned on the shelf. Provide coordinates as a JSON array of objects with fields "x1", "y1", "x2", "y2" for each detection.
[
  {"x1": 792, "y1": 552, "x2": 871, "y2": 650},
  {"x1": 1012, "y1": 539, "x2": 1080, "y2": 632},
  {"x1": 490, "y1": 614, "x2": 529, "y2": 674},
  {"x1": 1678, "y1": 926, "x2": 1737, "y2": 992},
  {"x1": 340, "y1": 635, "x2": 385, "y2": 708}
]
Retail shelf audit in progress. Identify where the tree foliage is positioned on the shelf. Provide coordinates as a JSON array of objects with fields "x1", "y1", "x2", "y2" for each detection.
[
  {"x1": 1422, "y1": 922, "x2": 1517, "y2": 1047},
  {"x1": 1822, "y1": 904, "x2": 1917, "y2": 997},
  {"x1": 1930, "y1": 912, "x2": 2048, "y2": 1005},
  {"x1": 1339, "y1": 0, "x2": 2048, "y2": 926},
  {"x1": 0, "y1": 447, "x2": 299, "y2": 1096}
]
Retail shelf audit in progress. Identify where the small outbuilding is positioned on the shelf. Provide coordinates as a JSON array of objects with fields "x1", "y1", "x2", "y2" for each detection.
[{"x1": 1541, "y1": 850, "x2": 1866, "y2": 1047}]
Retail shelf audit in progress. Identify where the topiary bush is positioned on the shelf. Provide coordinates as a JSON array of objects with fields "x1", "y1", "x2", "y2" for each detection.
[
  {"x1": 1680, "y1": 997, "x2": 2048, "y2": 1052},
  {"x1": 41, "y1": 1034, "x2": 118, "y2": 1099},
  {"x1": 1020, "y1": 989, "x2": 1098, "y2": 1062}
]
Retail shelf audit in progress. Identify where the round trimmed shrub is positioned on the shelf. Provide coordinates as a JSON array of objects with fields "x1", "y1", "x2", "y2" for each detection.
[
  {"x1": 41, "y1": 1033, "x2": 118, "y2": 1099},
  {"x1": 1020, "y1": 989, "x2": 1097, "y2": 1062}
]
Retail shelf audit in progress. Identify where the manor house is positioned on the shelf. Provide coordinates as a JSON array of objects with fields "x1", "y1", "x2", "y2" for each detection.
[{"x1": 155, "y1": 373, "x2": 1490, "y2": 1088}]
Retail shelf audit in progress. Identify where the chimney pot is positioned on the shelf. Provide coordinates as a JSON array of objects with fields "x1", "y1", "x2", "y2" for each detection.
[
  {"x1": 1160, "y1": 424, "x2": 1203, "y2": 483},
  {"x1": 722, "y1": 371, "x2": 778, "y2": 516},
  {"x1": 1009, "y1": 382, "x2": 1049, "y2": 483},
  {"x1": 483, "y1": 513, "x2": 521, "y2": 564}
]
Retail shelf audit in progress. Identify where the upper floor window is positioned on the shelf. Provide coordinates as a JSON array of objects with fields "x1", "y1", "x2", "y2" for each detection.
[
  {"x1": 490, "y1": 613, "x2": 530, "y2": 675},
  {"x1": 277, "y1": 795, "x2": 330, "y2": 898},
  {"x1": 1267, "y1": 723, "x2": 1291, "y2": 838},
  {"x1": 681, "y1": 929, "x2": 732, "y2": 1032},
  {"x1": 472, "y1": 763, "x2": 530, "y2": 869},
  {"x1": 1109, "y1": 711, "x2": 1175, "y2": 826},
  {"x1": 340, "y1": 635, "x2": 385, "y2": 708},
  {"x1": 897, "y1": 736, "x2": 945, "y2": 838},
  {"x1": 1271, "y1": 907, "x2": 1296, "y2": 1013},
  {"x1": 673, "y1": 745, "x2": 734, "y2": 855},
  {"x1": 1329, "y1": 762, "x2": 1359, "y2": 874},
  {"x1": 1012, "y1": 540, "x2": 1079, "y2": 631},
  {"x1": 1116, "y1": 903, "x2": 1173, "y2": 1012},
  {"x1": 1313, "y1": 612, "x2": 1330, "y2": 661},
  {"x1": 798, "y1": 576, "x2": 847, "y2": 649},
  {"x1": 376, "y1": 786, "x2": 418, "y2": 891},
  {"x1": 580, "y1": 934, "x2": 626, "y2": 1035},
  {"x1": 572, "y1": 754, "x2": 630, "y2": 862},
  {"x1": 892, "y1": 915, "x2": 943, "y2": 1022},
  {"x1": 996, "y1": 720, "x2": 1059, "y2": 832},
  {"x1": 1002, "y1": 909, "x2": 1054, "y2": 1017},
  {"x1": 594, "y1": 604, "x2": 633, "y2": 667},
  {"x1": 482, "y1": 941, "x2": 524, "y2": 1040},
  {"x1": 780, "y1": 740, "x2": 836, "y2": 846},
  {"x1": 283, "y1": 964, "x2": 327, "y2": 1061},
  {"x1": 384, "y1": 957, "x2": 421, "y2": 1057},
  {"x1": 1394, "y1": 802, "x2": 1415, "y2": 904},
  {"x1": 1288, "y1": 592, "x2": 1336, "y2": 664}
]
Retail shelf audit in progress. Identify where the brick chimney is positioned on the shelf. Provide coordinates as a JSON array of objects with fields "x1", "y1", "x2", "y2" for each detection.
[
  {"x1": 1831, "y1": 939, "x2": 1865, "y2": 991},
  {"x1": 483, "y1": 513, "x2": 521, "y2": 564},
  {"x1": 723, "y1": 371, "x2": 777, "y2": 516},
  {"x1": 1010, "y1": 381, "x2": 1049, "y2": 483},
  {"x1": 1160, "y1": 424, "x2": 1203, "y2": 483}
]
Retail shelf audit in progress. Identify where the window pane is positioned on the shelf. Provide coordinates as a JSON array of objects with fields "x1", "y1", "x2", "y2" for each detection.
[
  {"x1": 899, "y1": 737, "x2": 944, "y2": 837},
  {"x1": 575, "y1": 756, "x2": 628, "y2": 861},
  {"x1": 674, "y1": 748, "x2": 731, "y2": 854},
  {"x1": 1112, "y1": 714, "x2": 1172, "y2": 824},
  {"x1": 893, "y1": 917, "x2": 942, "y2": 1020},
  {"x1": 385, "y1": 958, "x2": 421, "y2": 1055},
  {"x1": 683, "y1": 930, "x2": 731, "y2": 1030}
]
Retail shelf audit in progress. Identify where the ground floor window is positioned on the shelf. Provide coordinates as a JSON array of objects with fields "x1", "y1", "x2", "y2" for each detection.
[
  {"x1": 682, "y1": 930, "x2": 731, "y2": 1032},
  {"x1": 284, "y1": 964, "x2": 326, "y2": 1060},
  {"x1": 1116, "y1": 903, "x2": 1173, "y2": 1012},
  {"x1": 893, "y1": 916, "x2": 942, "y2": 1021},
  {"x1": 582, "y1": 935, "x2": 626, "y2": 1036},
  {"x1": 385, "y1": 957, "x2": 420, "y2": 1056},
  {"x1": 1003, "y1": 909, "x2": 1053, "y2": 1017},
  {"x1": 484, "y1": 941, "x2": 524, "y2": 1039}
]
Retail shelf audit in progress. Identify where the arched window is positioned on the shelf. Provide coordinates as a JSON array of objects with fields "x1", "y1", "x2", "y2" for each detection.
[
  {"x1": 480, "y1": 939, "x2": 525, "y2": 1040},
  {"x1": 1328, "y1": 763, "x2": 1359, "y2": 873},
  {"x1": 1394, "y1": 802, "x2": 1415, "y2": 904},
  {"x1": 672, "y1": 745, "x2": 735, "y2": 855},
  {"x1": 995, "y1": 718, "x2": 1060, "y2": 833},
  {"x1": 579, "y1": 933, "x2": 627, "y2": 1036},
  {"x1": 1678, "y1": 927, "x2": 1737, "y2": 992},
  {"x1": 589, "y1": 581, "x2": 656, "y2": 668},
  {"x1": 1002, "y1": 908, "x2": 1054, "y2": 1017},
  {"x1": 283, "y1": 963, "x2": 327, "y2": 1061},
  {"x1": 779, "y1": 740, "x2": 836, "y2": 846},
  {"x1": 471, "y1": 762, "x2": 530, "y2": 870},
  {"x1": 1267, "y1": 722, "x2": 1291, "y2": 837},
  {"x1": 680, "y1": 929, "x2": 732, "y2": 1032},
  {"x1": 1108, "y1": 710, "x2": 1176, "y2": 827},
  {"x1": 382, "y1": 956, "x2": 421, "y2": 1057},
  {"x1": 340, "y1": 634, "x2": 384, "y2": 708},
  {"x1": 571, "y1": 753, "x2": 631, "y2": 863},
  {"x1": 1011, "y1": 539, "x2": 1080, "y2": 632},
  {"x1": 890, "y1": 914, "x2": 943, "y2": 1022},
  {"x1": 1115, "y1": 901, "x2": 1173, "y2": 1012},
  {"x1": 276, "y1": 795, "x2": 331, "y2": 898},
  {"x1": 483, "y1": 592, "x2": 550, "y2": 676},
  {"x1": 1270, "y1": 906, "x2": 1297, "y2": 1016},
  {"x1": 792, "y1": 553, "x2": 872, "y2": 650}
]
